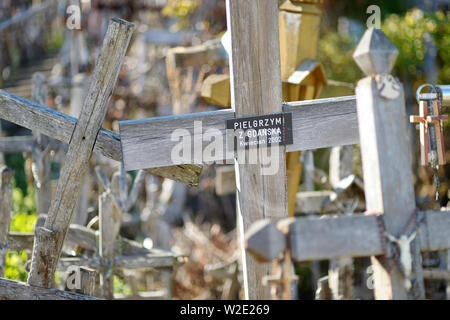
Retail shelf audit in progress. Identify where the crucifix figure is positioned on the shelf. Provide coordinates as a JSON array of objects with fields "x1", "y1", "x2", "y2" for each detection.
[
  {"x1": 118, "y1": 1, "x2": 359, "y2": 299},
  {"x1": 410, "y1": 84, "x2": 448, "y2": 199}
]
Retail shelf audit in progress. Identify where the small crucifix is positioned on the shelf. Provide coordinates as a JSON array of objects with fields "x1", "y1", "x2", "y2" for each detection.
[{"x1": 410, "y1": 84, "x2": 448, "y2": 199}]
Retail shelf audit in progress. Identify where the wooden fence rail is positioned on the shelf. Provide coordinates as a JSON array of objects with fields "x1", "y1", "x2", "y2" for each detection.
[{"x1": 0, "y1": 89, "x2": 202, "y2": 186}]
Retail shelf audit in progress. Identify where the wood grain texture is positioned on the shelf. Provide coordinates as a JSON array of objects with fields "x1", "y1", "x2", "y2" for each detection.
[
  {"x1": 279, "y1": 210, "x2": 450, "y2": 262},
  {"x1": 288, "y1": 214, "x2": 382, "y2": 261},
  {"x1": 28, "y1": 18, "x2": 135, "y2": 288},
  {"x1": 0, "y1": 167, "x2": 14, "y2": 277},
  {"x1": 356, "y1": 76, "x2": 425, "y2": 300},
  {"x1": 99, "y1": 191, "x2": 121, "y2": 299},
  {"x1": 0, "y1": 278, "x2": 101, "y2": 300},
  {"x1": 0, "y1": 89, "x2": 202, "y2": 185},
  {"x1": 226, "y1": 0, "x2": 287, "y2": 300},
  {"x1": 32, "y1": 72, "x2": 53, "y2": 216},
  {"x1": 354, "y1": 28, "x2": 424, "y2": 300},
  {"x1": 119, "y1": 95, "x2": 358, "y2": 170}
]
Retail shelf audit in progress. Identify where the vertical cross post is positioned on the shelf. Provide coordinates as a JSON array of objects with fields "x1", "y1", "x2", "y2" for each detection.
[
  {"x1": 226, "y1": 0, "x2": 288, "y2": 299},
  {"x1": 353, "y1": 28, "x2": 425, "y2": 299},
  {"x1": 70, "y1": 73, "x2": 91, "y2": 226},
  {"x1": 28, "y1": 18, "x2": 134, "y2": 288},
  {"x1": 0, "y1": 166, "x2": 14, "y2": 277},
  {"x1": 99, "y1": 191, "x2": 122, "y2": 299},
  {"x1": 32, "y1": 72, "x2": 52, "y2": 216}
]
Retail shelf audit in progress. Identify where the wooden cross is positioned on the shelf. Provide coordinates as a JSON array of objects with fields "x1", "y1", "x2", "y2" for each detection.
[
  {"x1": 25, "y1": 18, "x2": 135, "y2": 289},
  {"x1": 118, "y1": 1, "x2": 358, "y2": 299},
  {"x1": 245, "y1": 28, "x2": 450, "y2": 300},
  {"x1": 410, "y1": 88, "x2": 448, "y2": 166},
  {"x1": 0, "y1": 162, "x2": 176, "y2": 299}
]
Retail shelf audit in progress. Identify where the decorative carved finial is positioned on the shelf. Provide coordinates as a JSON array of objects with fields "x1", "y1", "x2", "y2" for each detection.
[{"x1": 353, "y1": 28, "x2": 399, "y2": 76}]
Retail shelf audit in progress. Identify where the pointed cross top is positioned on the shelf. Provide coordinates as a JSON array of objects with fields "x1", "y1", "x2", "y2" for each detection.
[{"x1": 353, "y1": 28, "x2": 399, "y2": 76}]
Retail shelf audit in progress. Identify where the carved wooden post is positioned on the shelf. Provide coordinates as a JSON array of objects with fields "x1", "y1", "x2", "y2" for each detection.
[
  {"x1": 353, "y1": 28, "x2": 425, "y2": 299},
  {"x1": 28, "y1": 18, "x2": 134, "y2": 288},
  {"x1": 32, "y1": 73, "x2": 52, "y2": 216},
  {"x1": 0, "y1": 166, "x2": 14, "y2": 277}
]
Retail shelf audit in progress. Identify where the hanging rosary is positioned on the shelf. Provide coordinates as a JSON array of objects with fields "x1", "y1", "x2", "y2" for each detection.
[{"x1": 410, "y1": 84, "x2": 449, "y2": 200}]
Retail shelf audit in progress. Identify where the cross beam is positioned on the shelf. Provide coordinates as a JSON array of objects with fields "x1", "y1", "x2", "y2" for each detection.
[
  {"x1": 247, "y1": 209, "x2": 450, "y2": 262},
  {"x1": 119, "y1": 95, "x2": 359, "y2": 170}
]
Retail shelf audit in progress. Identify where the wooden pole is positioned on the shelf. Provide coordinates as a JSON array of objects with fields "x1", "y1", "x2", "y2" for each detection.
[
  {"x1": 227, "y1": 0, "x2": 287, "y2": 299},
  {"x1": 353, "y1": 28, "x2": 425, "y2": 299},
  {"x1": 328, "y1": 145, "x2": 354, "y2": 299},
  {"x1": 70, "y1": 73, "x2": 91, "y2": 226},
  {"x1": 99, "y1": 191, "x2": 121, "y2": 299},
  {"x1": 28, "y1": 18, "x2": 135, "y2": 288},
  {"x1": 0, "y1": 166, "x2": 14, "y2": 277}
]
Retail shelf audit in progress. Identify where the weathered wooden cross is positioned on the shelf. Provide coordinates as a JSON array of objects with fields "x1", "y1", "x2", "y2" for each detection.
[
  {"x1": 410, "y1": 85, "x2": 448, "y2": 167},
  {"x1": 118, "y1": 0, "x2": 358, "y2": 299},
  {"x1": 0, "y1": 15, "x2": 195, "y2": 299},
  {"x1": 245, "y1": 28, "x2": 450, "y2": 300}
]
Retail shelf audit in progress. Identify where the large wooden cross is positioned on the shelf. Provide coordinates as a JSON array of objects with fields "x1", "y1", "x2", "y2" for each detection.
[
  {"x1": 118, "y1": 1, "x2": 358, "y2": 299},
  {"x1": 245, "y1": 28, "x2": 450, "y2": 300}
]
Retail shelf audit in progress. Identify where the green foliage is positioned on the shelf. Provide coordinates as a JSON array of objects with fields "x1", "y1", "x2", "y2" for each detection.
[
  {"x1": 5, "y1": 251, "x2": 29, "y2": 282},
  {"x1": 383, "y1": 9, "x2": 450, "y2": 84},
  {"x1": 318, "y1": 8, "x2": 450, "y2": 87},
  {"x1": 162, "y1": 0, "x2": 202, "y2": 30},
  {"x1": 11, "y1": 187, "x2": 36, "y2": 221},
  {"x1": 5, "y1": 185, "x2": 37, "y2": 282},
  {"x1": 114, "y1": 276, "x2": 132, "y2": 296}
]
